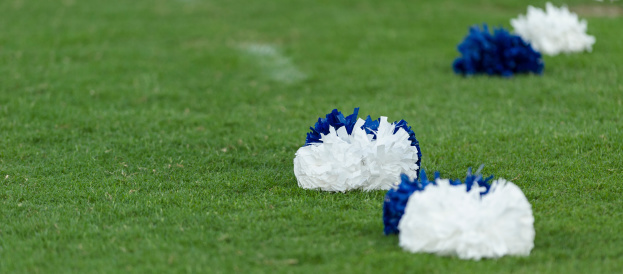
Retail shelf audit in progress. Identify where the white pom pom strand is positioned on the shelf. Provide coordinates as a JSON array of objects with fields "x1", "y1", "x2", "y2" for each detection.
[
  {"x1": 293, "y1": 117, "x2": 420, "y2": 192},
  {"x1": 398, "y1": 178, "x2": 535, "y2": 260}
]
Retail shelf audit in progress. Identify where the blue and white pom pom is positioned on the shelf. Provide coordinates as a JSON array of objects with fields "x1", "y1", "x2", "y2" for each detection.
[
  {"x1": 383, "y1": 167, "x2": 535, "y2": 260},
  {"x1": 293, "y1": 108, "x2": 421, "y2": 192},
  {"x1": 511, "y1": 2, "x2": 595, "y2": 56},
  {"x1": 453, "y1": 24, "x2": 544, "y2": 77}
]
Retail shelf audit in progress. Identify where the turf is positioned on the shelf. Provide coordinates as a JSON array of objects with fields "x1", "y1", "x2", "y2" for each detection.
[{"x1": 1, "y1": 0, "x2": 622, "y2": 272}]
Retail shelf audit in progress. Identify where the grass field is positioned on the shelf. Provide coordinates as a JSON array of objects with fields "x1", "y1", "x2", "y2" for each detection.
[{"x1": 1, "y1": 0, "x2": 622, "y2": 272}]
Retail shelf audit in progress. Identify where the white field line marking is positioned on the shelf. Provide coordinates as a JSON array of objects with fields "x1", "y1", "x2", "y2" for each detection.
[{"x1": 240, "y1": 44, "x2": 306, "y2": 84}]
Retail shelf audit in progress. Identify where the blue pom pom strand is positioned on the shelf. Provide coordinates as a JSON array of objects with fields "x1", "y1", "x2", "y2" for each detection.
[
  {"x1": 305, "y1": 108, "x2": 360, "y2": 145},
  {"x1": 382, "y1": 167, "x2": 494, "y2": 235},
  {"x1": 393, "y1": 119, "x2": 422, "y2": 169},
  {"x1": 362, "y1": 115, "x2": 380, "y2": 136},
  {"x1": 383, "y1": 170, "x2": 435, "y2": 235},
  {"x1": 448, "y1": 165, "x2": 494, "y2": 195},
  {"x1": 453, "y1": 24, "x2": 544, "y2": 77}
]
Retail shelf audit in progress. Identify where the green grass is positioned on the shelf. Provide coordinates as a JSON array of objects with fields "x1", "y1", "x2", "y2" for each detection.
[{"x1": 1, "y1": 0, "x2": 622, "y2": 272}]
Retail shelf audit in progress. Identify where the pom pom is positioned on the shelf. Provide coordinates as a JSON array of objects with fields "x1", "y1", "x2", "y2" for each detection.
[
  {"x1": 453, "y1": 24, "x2": 544, "y2": 77},
  {"x1": 511, "y1": 2, "x2": 596, "y2": 56},
  {"x1": 294, "y1": 108, "x2": 421, "y2": 192},
  {"x1": 396, "y1": 168, "x2": 535, "y2": 260}
]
